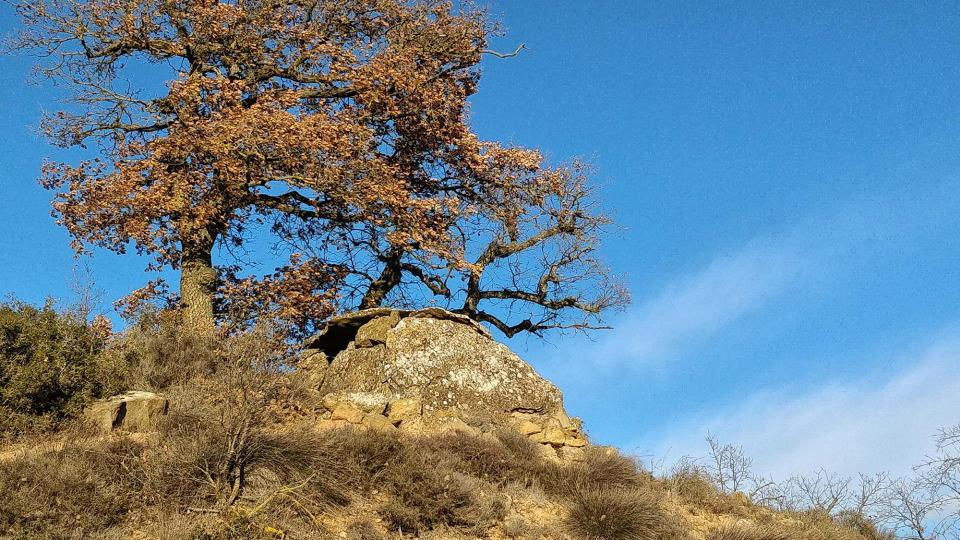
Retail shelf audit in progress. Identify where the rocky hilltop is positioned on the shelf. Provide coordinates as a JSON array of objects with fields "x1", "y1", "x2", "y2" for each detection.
[{"x1": 299, "y1": 308, "x2": 588, "y2": 460}]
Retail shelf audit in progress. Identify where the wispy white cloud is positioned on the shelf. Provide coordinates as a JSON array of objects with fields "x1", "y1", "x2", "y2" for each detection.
[
  {"x1": 588, "y1": 237, "x2": 808, "y2": 366},
  {"x1": 647, "y1": 327, "x2": 960, "y2": 478},
  {"x1": 549, "y1": 185, "x2": 958, "y2": 371}
]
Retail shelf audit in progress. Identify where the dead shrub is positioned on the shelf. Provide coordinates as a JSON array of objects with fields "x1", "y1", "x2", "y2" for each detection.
[
  {"x1": 311, "y1": 427, "x2": 506, "y2": 534},
  {"x1": 424, "y1": 430, "x2": 527, "y2": 483},
  {"x1": 494, "y1": 428, "x2": 541, "y2": 461},
  {"x1": 706, "y1": 522, "x2": 790, "y2": 540},
  {"x1": 667, "y1": 459, "x2": 738, "y2": 514},
  {"x1": 0, "y1": 438, "x2": 147, "y2": 538},
  {"x1": 564, "y1": 487, "x2": 668, "y2": 540},
  {"x1": 834, "y1": 511, "x2": 896, "y2": 540},
  {"x1": 378, "y1": 474, "x2": 473, "y2": 533},
  {"x1": 142, "y1": 375, "x2": 350, "y2": 519},
  {"x1": 576, "y1": 447, "x2": 644, "y2": 488},
  {"x1": 125, "y1": 325, "x2": 355, "y2": 530},
  {"x1": 538, "y1": 446, "x2": 643, "y2": 498},
  {"x1": 379, "y1": 460, "x2": 499, "y2": 533},
  {"x1": 99, "y1": 309, "x2": 225, "y2": 392},
  {"x1": 330, "y1": 426, "x2": 408, "y2": 485}
]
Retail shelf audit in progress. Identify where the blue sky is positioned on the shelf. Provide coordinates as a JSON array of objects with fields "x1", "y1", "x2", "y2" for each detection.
[{"x1": 2, "y1": 1, "x2": 960, "y2": 480}]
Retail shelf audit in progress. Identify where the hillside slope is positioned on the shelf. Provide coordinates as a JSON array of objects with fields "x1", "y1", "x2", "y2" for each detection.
[{"x1": 0, "y1": 308, "x2": 890, "y2": 539}]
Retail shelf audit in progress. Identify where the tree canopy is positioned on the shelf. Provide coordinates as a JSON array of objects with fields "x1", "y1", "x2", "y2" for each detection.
[{"x1": 15, "y1": 0, "x2": 628, "y2": 337}]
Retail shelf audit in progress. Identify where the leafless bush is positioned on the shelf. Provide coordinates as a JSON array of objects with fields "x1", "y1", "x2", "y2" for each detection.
[
  {"x1": 912, "y1": 424, "x2": 960, "y2": 538},
  {"x1": 698, "y1": 434, "x2": 783, "y2": 505},
  {"x1": 784, "y1": 469, "x2": 854, "y2": 514},
  {"x1": 138, "y1": 333, "x2": 333, "y2": 520},
  {"x1": 706, "y1": 433, "x2": 754, "y2": 495}
]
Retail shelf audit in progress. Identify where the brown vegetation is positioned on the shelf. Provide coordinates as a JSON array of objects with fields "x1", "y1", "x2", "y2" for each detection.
[
  {"x1": 13, "y1": 0, "x2": 625, "y2": 337},
  {"x1": 0, "y1": 302, "x2": 911, "y2": 538}
]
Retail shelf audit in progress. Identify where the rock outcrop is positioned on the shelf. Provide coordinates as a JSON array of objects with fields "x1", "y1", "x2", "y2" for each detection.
[
  {"x1": 300, "y1": 308, "x2": 588, "y2": 457},
  {"x1": 83, "y1": 391, "x2": 169, "y2": 433}
]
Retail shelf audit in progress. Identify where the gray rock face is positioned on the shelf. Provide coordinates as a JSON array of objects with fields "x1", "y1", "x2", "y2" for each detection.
[
  {"x1": 304, "y1": 309, "x2": 589, "y2": 458},
  {"x1": 309, "y1": 309, "x2": 564, "y2": 418},
  {"x1": 83, "y1": 391, "x2": 169, "y2": 432}
]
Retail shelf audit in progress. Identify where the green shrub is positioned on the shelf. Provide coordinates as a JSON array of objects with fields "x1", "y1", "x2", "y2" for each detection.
[{"x1": 0, "y1": 299, "x2": 116, "y2": 437}]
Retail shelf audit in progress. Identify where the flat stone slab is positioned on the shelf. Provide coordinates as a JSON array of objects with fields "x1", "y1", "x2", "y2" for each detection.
[{"x1": 84, "y1": 391, "x2": 168, "y2": 432}]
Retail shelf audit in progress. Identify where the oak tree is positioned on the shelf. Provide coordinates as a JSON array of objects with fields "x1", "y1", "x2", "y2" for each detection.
[{"x1": 16, "y1": 0, "x2": 627, "y2": 337}]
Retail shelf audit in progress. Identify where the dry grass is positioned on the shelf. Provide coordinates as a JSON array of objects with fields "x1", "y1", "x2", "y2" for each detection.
[
  {"x1": 564, "y1": 487, "x2": 668, "y2": 540},
  {"x1": 666, "y1": 459, "x2": 741, "y2": 515},
  {"x1": 346, "y1": 518, "x2": 388, "y2": 540},
  {"x1": 835, "y1": 511, "x2": 897, "y2": 540},
  {"x1": 706, "y1": 522, "x2": 790, "y2": 540},
  {"x1": 0, "y1": 318, "x2": 899, "y2": 539},
  {"x1": 537, "y1": 446, "x2": 645, "y2": 499},
  {"x1": 0, "y1": 437, "x2": 146, "y2": 537},
  {"x1": 501, "y1": 516, "x2": 544, "y2": 539},
  {"x1": 327, "y1": 427, "x2": 508, "y2": 534},
  {"x1": 0, "y1": 417, "x2": 893, "y2": 540}
]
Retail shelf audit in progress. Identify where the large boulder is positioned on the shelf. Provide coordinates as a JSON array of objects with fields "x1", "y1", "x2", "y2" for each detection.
[
  {"x1": 83, "y1": 391, "x2": 169, "y2": 432},
  {"x1": 313, "y1": 309, "x2": 563, "y2": 417},
  {"x1": 301, "y1": 309, "x2": 588, "y2": 455}
]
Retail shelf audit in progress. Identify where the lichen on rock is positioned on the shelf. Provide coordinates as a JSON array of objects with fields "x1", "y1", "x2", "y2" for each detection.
[{"x1": 301, "y1": 308, "x2": 589, "y2": 455}]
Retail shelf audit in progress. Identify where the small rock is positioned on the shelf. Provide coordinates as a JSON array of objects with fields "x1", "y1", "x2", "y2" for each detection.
[
  {"x1": 540, "y1": 426, "x2": 568, "y2": 446},
  {"x1": 534, "y1": 443, "x2": 560, "y2": 461},
  {"x1": 542, "y1": 417, "x2": 563, "y2": 430},
  {"x1": 386, "y1": 397, "x2": 422, "y2": 424},
  {"x1": 322, "y1": 392, "x2": 387, "y2": 414},
  {"x1": 564, "y1": 436, "x2": 587, "y2": 448},
  {"x1": 441, "y1": 417, "x2": 477, "y2": 434},
  {"x1": 330, "y1": 403, "x2": 365, "y2": 424},
  {"x1": 354, "y1": 311, "x2": 401, "y2": 348},
  {"x1": 298, "y1": 350, "x2": 329, "y2": 389},
  {"x1": 514, "y1": 420, "x2": 543, "y2": 436},
  {"x1": 559, "y1": 446, "x2": 587, "y2": 462},
  {"x1": 321, "y1": 393, "x2": 341, "y2": 411},
  {"x1": 361, "y1": 413, "x2": 397, "y2": 431}
]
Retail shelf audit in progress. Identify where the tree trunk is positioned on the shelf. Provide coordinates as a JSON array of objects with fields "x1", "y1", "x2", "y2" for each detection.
[
  {"x1": 359, "y1": 247, "x2": 403, "y2": 309},
  {"x1": 180, "y1": 233, "x2": 217, "y2": 332}
]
